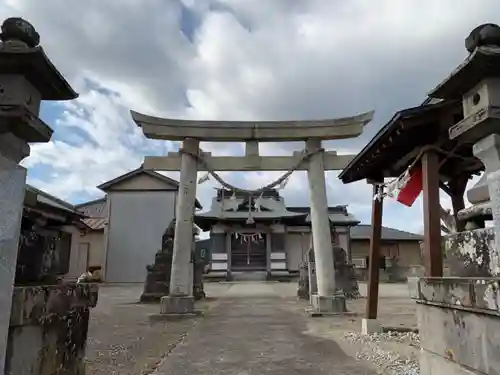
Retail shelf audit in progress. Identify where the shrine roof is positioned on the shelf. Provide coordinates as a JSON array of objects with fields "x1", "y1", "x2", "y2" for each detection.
[
  {"x1": 287, "y1": 206, "x2": 360, "y2": 226},
  {"x1": 193, "y1": 194, "x2": 309, "y2": 230},
  {"x1": 350, "y1": 225, "x2": 422, "y2": 241},
  {"x1": 338, "y1": 99, "x2": 483, "y2": 184}
]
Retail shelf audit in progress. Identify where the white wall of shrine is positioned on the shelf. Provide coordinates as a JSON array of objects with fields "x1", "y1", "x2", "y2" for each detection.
[{"x1": 208, "y1": 224, "x2": 351, "y2": 274}]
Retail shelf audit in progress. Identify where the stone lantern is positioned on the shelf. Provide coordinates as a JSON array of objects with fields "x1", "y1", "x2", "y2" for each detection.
[
  {"x1": 411, "y1": 23, "x2": 500, "y2": 375},
  {"x1": 0, "y1": 17, "x2": 96, "y2": 375}
]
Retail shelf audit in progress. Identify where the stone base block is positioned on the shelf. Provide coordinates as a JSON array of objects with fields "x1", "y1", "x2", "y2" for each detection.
[
  {"x1": 361, "y1": 318, "x2": 382, "y2": 335},
  {"x1": 407, "y1": 277, "x2": 420, "y2": 299},
  {"x1": 160, "y1": 296, "x2": 194, "y2": 315},
  {"x1": 308, "y1": 293, "x2": 347, "y2": 316}
]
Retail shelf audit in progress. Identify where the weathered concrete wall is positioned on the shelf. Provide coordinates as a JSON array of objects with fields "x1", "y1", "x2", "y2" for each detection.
[
  {"x1": 6, "y1": 283, "x2": 98, "y2": 375},
  {"x1": 414, "y1": 278, "x2": 500, "y2": 375}
]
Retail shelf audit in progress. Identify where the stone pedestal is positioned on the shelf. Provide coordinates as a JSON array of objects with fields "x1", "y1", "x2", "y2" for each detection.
[
  {"x1": 6, "y1": 283, "x2": 98, "y2": 375},
  {"x1": 160, "y1": 295, "x2": 195, "y2": 315},
  {"x1": 413, "y1": 278, "x2": 500, "y2": 375},
  {"x1": 309, "y1": 293, "x2": 347, "y2": 315}
]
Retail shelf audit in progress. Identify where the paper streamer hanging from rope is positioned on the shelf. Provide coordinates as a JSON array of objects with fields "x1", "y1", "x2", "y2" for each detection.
[
  {"x1": 239, "y1": 232, "x2": 264, "y2": 243},
  {"x1": 375, "y1": 166, "x2": 423, "y2": 207},
  {"x1": 197, "y1": 172, "x2": 210, "y2": 184}
]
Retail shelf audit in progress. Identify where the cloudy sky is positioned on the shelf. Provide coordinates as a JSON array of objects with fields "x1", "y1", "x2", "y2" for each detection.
[{"x1": 1, "y1": 0, "x2": 496, "y2": 235}]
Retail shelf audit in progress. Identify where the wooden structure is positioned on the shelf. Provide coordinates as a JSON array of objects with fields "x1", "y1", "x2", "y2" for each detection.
[{"x1": 338, "y1": 99, "x2": 484, "y2": 319}]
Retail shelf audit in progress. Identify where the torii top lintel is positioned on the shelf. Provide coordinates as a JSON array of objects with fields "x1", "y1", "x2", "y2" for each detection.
[{"x1": 130, "y1": 110, "x2": 374, "y2": 142}]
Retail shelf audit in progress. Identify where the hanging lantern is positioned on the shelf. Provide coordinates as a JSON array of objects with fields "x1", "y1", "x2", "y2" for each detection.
[{"x1": 246, "y1": 216, "x2": 255, "y2": 225}]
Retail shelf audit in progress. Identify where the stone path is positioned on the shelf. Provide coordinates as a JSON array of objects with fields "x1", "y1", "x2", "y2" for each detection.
[{"x1": 153, "y1": 282, "x2": 375, "y2": 375}]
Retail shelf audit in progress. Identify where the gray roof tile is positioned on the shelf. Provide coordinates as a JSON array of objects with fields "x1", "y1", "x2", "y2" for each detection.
[{"x1": 350, "y1": 224, "x2": 422, "y2": 241}]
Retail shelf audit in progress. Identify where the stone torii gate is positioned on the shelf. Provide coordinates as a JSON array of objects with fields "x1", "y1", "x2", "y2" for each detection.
[{"x1": 131, "y1": 110, "x2": 373, "y2": 315}]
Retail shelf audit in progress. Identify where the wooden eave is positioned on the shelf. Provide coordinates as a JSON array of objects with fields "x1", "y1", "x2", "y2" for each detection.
[{"x1": 338, "y1": 100, "x2": 483, "y2": 184}]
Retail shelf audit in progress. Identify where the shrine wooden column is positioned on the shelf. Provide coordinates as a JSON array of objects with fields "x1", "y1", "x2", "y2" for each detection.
[
  {"x1": 366, "y1": 180, "x2": 383, "y2": 320},
  {"x1": 422, "y1": 151, "x2": 443, "y2": 277}
]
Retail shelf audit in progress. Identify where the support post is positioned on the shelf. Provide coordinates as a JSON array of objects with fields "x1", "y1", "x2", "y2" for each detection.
[
  {"x1": 245, "y1": 141, "x2": 259, "y2": 156},
  {"x1": 162, "y1": 138, "x2": 199, "y2": 315},
  {"x1": 366, "y1": 182, "x2": 383, "y2": 320},
  {"x1": 422, "y1": 151, "x2": 443, "y2": 277},
  {"x1": 362, "y1": 181, "x2": 384, "y2": 333},
  {"x1": 306, "y1": 138, "x2": 346, "y2": 313}
]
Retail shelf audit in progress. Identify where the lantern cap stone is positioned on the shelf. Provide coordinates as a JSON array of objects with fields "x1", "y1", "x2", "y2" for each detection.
[
  {"x1": 465, "y1": 23, "x2": 500, "y2": 53},
  {"x1": 0, "y1": 17, "x2": 78, "y2": 101},
  {"x1": 0, "y1": 17, "x2": 40, "y2": 47}
]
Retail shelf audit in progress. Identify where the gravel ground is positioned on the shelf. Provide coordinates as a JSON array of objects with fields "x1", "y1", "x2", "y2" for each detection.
[
  {"x1": 84, "y1": 285, "x2": 219, "y2": 375},
  {"x1": 303, "y1": 283, "x2": 421, "y2": 375},
  {"x1": 84, "y1": 282, "x2": 419, "y2": 374},
  {"x1": 342, "y1": 331, "x2": 420, "y2": 375}
]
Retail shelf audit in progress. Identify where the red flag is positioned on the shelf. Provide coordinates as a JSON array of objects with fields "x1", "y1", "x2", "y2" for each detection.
[{"x1": 396, "y1": 166, "x2": 423, "y2": 207}]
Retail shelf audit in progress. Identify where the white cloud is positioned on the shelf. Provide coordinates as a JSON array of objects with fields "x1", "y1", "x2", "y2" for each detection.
[{"x1": 0, "y1": 0, "x2": 496, "y2": 232}]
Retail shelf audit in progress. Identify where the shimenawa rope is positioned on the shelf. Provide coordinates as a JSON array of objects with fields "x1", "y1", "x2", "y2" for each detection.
[{"x1": 179, "y1": 147, "x2": 324, "y2": 194}]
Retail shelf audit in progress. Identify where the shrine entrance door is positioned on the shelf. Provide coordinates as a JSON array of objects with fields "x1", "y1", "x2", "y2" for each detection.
[{"x1": 231, "y1": 233, "x2": 267, "y2": 271}]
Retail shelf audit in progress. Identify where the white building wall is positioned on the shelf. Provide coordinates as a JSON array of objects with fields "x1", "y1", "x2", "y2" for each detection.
[
  {"x1": 105, "y1": 191, "x2": 176, "y2": 283},
  {"x1": 285, "y1": 232, "x2": 310, "y2": 271}
]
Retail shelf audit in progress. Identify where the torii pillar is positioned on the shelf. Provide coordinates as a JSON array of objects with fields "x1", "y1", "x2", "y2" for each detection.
[
  {"x1": 306, "y1": 139, "x2": 346, "y2": 313},
  {"x1": 161, "y1": 138, "x2": 199, "y2": 314}
]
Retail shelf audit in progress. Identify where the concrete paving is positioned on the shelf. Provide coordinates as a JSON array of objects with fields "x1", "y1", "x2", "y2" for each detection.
[{"x1": 153, "y1": 282, "x2": 375, "y2": 375}]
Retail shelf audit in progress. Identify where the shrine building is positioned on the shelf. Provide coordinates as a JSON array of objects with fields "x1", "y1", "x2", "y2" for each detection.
[{"x1": 194, "y1": 188, "x2": 359, "y2": 279}]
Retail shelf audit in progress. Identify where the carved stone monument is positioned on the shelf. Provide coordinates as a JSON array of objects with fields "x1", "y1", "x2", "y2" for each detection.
[
  {"x1": 142, "y1": 219, "x2": 206, "y2": 303},
  {"x1": 140, "y1": 219, "x2": 176, "y2": 302},
  {"x1": 298, "y1": 230, "x2": 360, "y2": 306}
]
